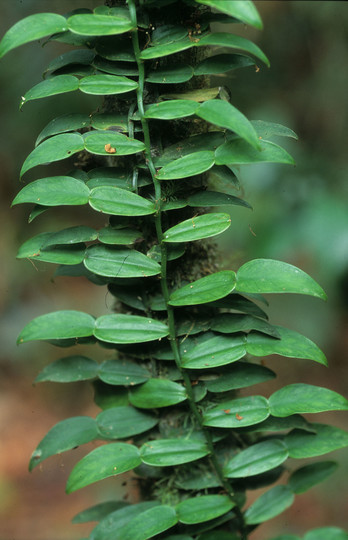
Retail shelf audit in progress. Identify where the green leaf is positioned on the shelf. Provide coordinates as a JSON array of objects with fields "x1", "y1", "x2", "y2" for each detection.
[
  {"x1": 96, "y1": 36, "x2": 135, "y2": 62},
  {"x1": 284, "y1": 423, "x2": 348, "y2": 458},
  {"x1": 12, "y1": 176, "x2": 90, "y2": 207},
  {"x1": 42, "y1": 226, "x2": 97, "y2": 247},
  {"x1": 269, "y1": 384, "x2": 348, "y2": 417},
  {"x1": 18, "y1": 311, "x2": 95, "y2": 344},
  {"x1": 187, "y1": 191, "x2": 251, "y2": 209},
  {"x1": 119, "y1": 505, "x2": 178, "y2": 540},
  {"x1": 145, "y1": 100, "x2": 199, "y2": 120},
  {"x1": 89, "y1": 502, "x2": 159, "y2": 540},
  {"x1": 151, "y1": 24, "x2": 188, "y2": 45},
  {"x1": 94, "y1": 314, "x2": 169, "y2": 344},
  {"x1": 236, "y1": 259, "x2": 327, "y2": 299},
  {"x1": 176, "y1": 495, "x2": 234, "y2": 524},
  {"x1": 203, "y1": 396, "x2": 269, "y2": 428},
  {"x1": 215, "y1": 138, "x2": 294, "y2": 166},
  {"x1": 98, "y1": 359, "x2": 150, "y2": 385},
  {"x1": 160, "y1": 87, "x2": 221, "y2": 103},
  {"x1": 211, "y1": 313, "x2": 280, "y2": 338},
  {"x1": 194, "y1": 53, "x2": 255, "y2": 76},
  {"x1": 84, "y1": 131, "x2": 145, "y2": 155},
  {"x1": 17, "y1": 233, "x2": 85, "y2": 265},
  {"x1": 288, "y1": 461, "x2": 338, "y2": 494},
  {"x1": 93, "y1": 381, "x2": 129, "y2": 411},
  {"x1": 244, "y1": 485, "x2": 294, "y2": 525},
  {"x1": 140, "y1": 38, "x2": 194, "y2": 60},
  {"x1": 195, "y1": 1, "x2": 263, "y2": 29},
  {"x1": 156, "y1": 151, "x2": 215, "y2": 180},
  {"x1": 197, "y1": 100, "x2": 259, "y2": 149},
  {"x1": 224, "y1": 440, "x2": 288, "y2": 478},
  {"x1": 35, "y1": 355, "x2": 98, "y2": 383},
  {"x1": 169, "y1": 271, "x2": 236, "y2": 306},
  {"x1": 203, "y1": 362, "x2": 275, "y2": 392},
  {"x1": 79, "y1": 74, "x2": 138, "y2": 95},
  {"x1": 246, "y1": 327, "x2": 327, "y2": 366},
  {"x1": 163, "y1": 213, "x2": 231, "y2": 243},
  {"x1": 251, "y1": 120, "x2": 298, "y2": 141},
  {"x1": 36, "y1": 114, "x2": 91, "y2": 146},
  {"x1": 93, "y1": 57, "x2": 138, "y2": 77},
  {"x1": 20, "y1": 75, "x2": 79, "y2": 108},
  {"x1": 66, "y1": 443, "x2": 141, "y2": 493},
  {"x1": 245, "y1": 415, "x2": 313, "y2": 433},
  {"x1": 89, "y1": 186, "x2": 155, "y2": 216},
  {"x1": 84, "y1": 246, "x2": 161, "y2": 278},
  {"x1": 129, "y1": 379, "x2": 187, "y2": 408},
  {"x1": 72, "y1": 501, "x2": 128, "y2": 524},
  {"x1": 45, "y1": 49, "x2": 95, "y2": 74},
  {"x1": 197, "y1": 33, "x2": 269, "y2": 67},
  {"x1": 304, "y1": 528, "x2": 348, "y2": 540},
  {"x1": 29, "y1": 416, "x2": 97, "y2": 471},
  {"x1": 0, "y1": 13, "x2": 68, "y2": 58},
  {"x1": 181, "y1": 335, "x2": 246, "y2": 369},
  {"x1": 96, "y1": 406, "x2": 158, "y2": 439},
  {"x1": 140, "y1": 439, "x2": 209, "y2": 467},
  {"x1": 146, "y1": 65, "x2": 194, "y2": 84},
  {"x1": 67, "y1": 13, "x2": 134, "y2": 35},
  {"x1": 20, "y1": 133, "x2": 84, "y2": 176},
  {"x1": 98, "y1": 227, "x2": 141, "y2": 245},
  {"x1": 269, "y1": 536, "x2": 299, "y2": 540}
]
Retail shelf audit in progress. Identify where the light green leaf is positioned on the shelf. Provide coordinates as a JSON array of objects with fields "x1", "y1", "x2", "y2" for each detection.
[
  {"x1": 195, "y1": 1, "x2": 263, "y2": 29},
  {"x1": 18, "y1": 310, "x2": 95, "y2": 344},
  {"x1": 119, "y1": 505, "x2": 178, "y2": 540},
  {"x1": 89, "y1": 186, "x2": 155, "y2": 216},
  {"x1": 163, "y1": 213, "x2": 231, "y2": 242},
  {"x1": 84, "y1": 245, "x2": 161, "y2": 278},
  {"x1": 215, "y1": 138, "x2": 294, "y2": 166},
  {"x1": 98, "y1": 358, "x2": 150, "y2": 385},
  {"x1": 269, "y1": 384, "x2": 348, "y2": 417},
  {"x1": 187, "y1": 191, "x2": 251, "y2": 209},
  {"x1": 246, "y1": 327, "x2": 328, "y2": 366},
  {"x1": 89, "y1": 502, "x2": 159, "y2": 540},
  {"x1": 84, "y1": 131, "x2": 145, "y2": 155},
  {"x1": 169, "y1": 271, "x2": 236, "y2": 306},
  {"x1": 72, "y1": 501, "x2": 128, "y2": 524},
  {"x1": 245, "y1": 485, "x2": 294, "y2": 524},
  {"x1": 224, "y1": 440, "x2": 288, "y2": 478},
  {"x1": 0, "y1": 13, "x2": 68, "y2": 58},
  {"x1": 211, "y1": 313, "x2": 280, "y2": 338},
  {"x1": 236, "y1": 259, "x2": 327, "y2": 299},
  {"x1": 176, "y1": 495, "x2": 234, "y2": 524},
  {"x1": 79, "y1": 74, "x2": 137, "y2": 95},
  {"x1": 42, "y1": 226, "x2": 97, "y2": 247},
  {"x1": 284, "y1": 423, "x2": 348, "y2": 458},
  {"x1": 304, "y1": 528, "x2": 348, "y2": 540},
  {"x1": 197, "y1": 100, "x2": 259, "y2": 149},
  {"x1": 66, "y1": 443, "x2": 141, "y2": 493},
  {"x1": 20, "y1": 75, "x2": 79, "y2": 108},
  {"x1": 129, "y1": 379, "x2": 187, "y2": 408},
  {"x1": 97, "y1": 406, "x2": 158, "y2": 439},
  {"x1": 197, "y1": 33, "x2": 269, "y2": 67},
  {"x1": 94, "y1": 314, "x2": 168, "y2": 344},
  {"x1": 288, "y1": 461, "x2": 338, "y2": 494},
  {"x1": 203, "y1": 395, "x2": 269, "y2": 428},
  {"x1": 20, "y1": 133, "x2": 84, "y2": 176},
  {"x1": 140, "y1": 439, "x2": 209, "y2": 467},
  {"x1": 156, "y1": 151, "x2": 215, "y2": 180},
  {"x1": 12, "y1": 176, "x2": 90, "y2": 207},
  {"x1": 36, "y1": 114, "x2": 91, "y2": 146},
  {"x1": 35, "y1": 355, "x2": 98, "y2": 383},
  {"x1": 146, "y1": 65, "x2": 194, "y2": 84},
  {"x1": 29, "y1": 416, "x2": 97, "y2": 471},
  {"x1": 203, "y1": 362, "x2": 275, "y2": 392},
  {"x1": 144, "y1": 100, "x2": 199, "y2": 120},
  {"x1": 251, "y1": 120, "x2": 298, "y2": 141},
  {"x1": 195, "y1": 53, "x2": 255, "y2": 76},
  {"x1": 160, "y1": 87, "x2": 221, "y2": 103},
  {"x1": 181, "y1": 335, "x2": 246, "y2": 369},
  {"x1": 67, "y1": 13, "x2": 134, "y2": 36}
]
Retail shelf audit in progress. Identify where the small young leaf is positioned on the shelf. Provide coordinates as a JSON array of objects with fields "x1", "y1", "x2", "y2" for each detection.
[
  {"x1": 288, "y1": 461, "x2": 338, "y2": 494},
  {"x1": 96, "y1": 406, "x2": 158, "y2": 439},
  {"x1": 164, "y1": 213, "x2": 231, "y2": 243},
  {"x1": 169, "y1": 271, "x2": 236, "y2": 306},
  {"x1": 203, "y1": 396, "x2": 269, "y2": 428},
  {"x1": 284, "y1": 423, "x2": 348, "y2": 458},
  {"x1": 144, "y1": 100, "x2": 199, "y2": 120},
  {"x1": 89, "y1": 186, "x2": 155, "y2": 216},
  {"x1": 84, "y1": 245, "x2": 161, "y2": 278},
  {"x1": 67, "y1": 13, "x2": 134, "y2": 36},
  {"x1": 244, "y1": 485, "x2": 294, "y2": 524},
  {"x1": 94, "y1": 314, "x2": 169, "y2": 344},
  {"x1": 79, "y1": 74, "x2": 138, "y2": 95},
  {"x1": 20, "y1": 75, "x2": 79, "y2": 107},
  {"x1": 195, "y1": 1, "x2": 263, "y2": 30},
  {"x1": 18, "y1": 311, "x2": 95, "y2": 344},
  {"x1": 129, "y1": 379, "x2": 187, "y2": 408},
  {"x1": 119, "y1": 505, "x2": 178, "y2": 540},
  {"x1": 181, "y1": 335, "x2": 246, "y2": 369},
  {"x1": 224, "y1": 440, "x2": 288, "y2": 477},
  {"x1": 176, "y1": 495, "x2": 234, "y2": 524},
  {"x1": 215, "y1": 138, "x2": 294, "y2": 166},
  {"x1": 156, "y1": 151, "x2": 215, "y2": 180},
  {"x1": 140, "y1": 439, "x2": 209, "y2": 467},
  {"x1": 269, "y1": 384, "x2": 348, "y2": 416},
  {"x1": 12, "y1": 176, "x2": 90, "y2": 207},
  {"x1": 35, "y1": 355, "x2": 98, "y2": 383}
]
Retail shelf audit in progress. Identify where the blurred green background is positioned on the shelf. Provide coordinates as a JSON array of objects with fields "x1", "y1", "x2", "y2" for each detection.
[{"x1": 0, "y1": 1, "x2": 347, "y2": 539}]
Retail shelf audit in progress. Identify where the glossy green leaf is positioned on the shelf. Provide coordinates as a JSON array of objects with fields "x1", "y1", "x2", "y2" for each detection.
[
  {"x1": 0, "y1": 13, "x2": 68, "y2": 58},
  {"x1": 151, "y1": 24, "x2": 188, "y2": 45},
  {"x1": 129, "y1": 379, "x2": 187, "y2": 408},
  {"x1": 196, "y1": 1, "x2": 262, "y2": 29},
  {"x1": 18, "y1": 311, "x2": 95, "y2": 344},
  {"x1": 42, "y1": 226, "x2": 97, "y2": 247},
  {"x1": 187, "y1": 190, "x2": 251, "y2": 209},
  {"x1": 84, "y1": 131, "x2": 145, "y2": 155},
  {"x1": 35, "y1": 355, "x2": 98, "y2": 383},
  {"x1": 169, "y1": 271, "x2": 236, "y2": 306},
  {"x1": 98, "y1": 227, "x2": 140, "y2": 246},
  {"x1": 251, "y1": 120, "x2": 298, "y2": 141},
  {"x1": 84, "y1": 246, "x2": 161, "y2": 278},
  {"x1": 94, "y1": 314, "x2": 168, "y2": 344},
  {"x1": 145, "y1": 100, "x2": 199, "y2": 120},
  {"x1": 181, "y1": 335, "x2": 246, "y2": 369},
  {"x1": 89, "y1": 502, "x2": 159, "y2": 540},
  {"x1": 194, "y1": 53, "x2": 255, "y2": 76},
  {"x1": 67, "y1": 13, "x2": 134, "y2": 35},
  {"x1": 158, "y1": 132, "x2": 228, "y2": 165},
  {"x1": 211, "y1": 313, "x2": 279, "y2": 338},
  {"x1": 215, "y1": 138, "x2": 294, "y2": 166},
  {"x1": 176, "y1": 495, "x2": 234, "y2": 524},
  {"x1": 304, "y1": 528, "x2": 348, "y2": 540},
  {"x1": 203, "y1": 362, "x2": 275, "y2": 392},
  {"x1": 20, "y1": 133, "x2": 84, "y2": 176},
  {"x1": 98, "y1": 359, "x2": 149, "y2": 385},
  {"x1": 36, "y1": 114, "x2": 91, "y2": 146},
  {"x1": 45, "y1": 49, "x2": 95, "y2": 74},
  {"x1": 119, "y1": 505, "x2": 178, "y2": 540},
  {"x1": 72, "y1": 501, "x2": 128, "y2": 524},
  {"x1": 140, "y1": 439, "x2": 209, "y2": 467},
  {"x1": 140, "y1": 38, "x2": 194, "y2": 60},
  {"x1": 247, "y1": 326, "x2": 327, "y2": 365},
  {"x1": 288, "y1": 461, "x2": 338, "y2": 494},
  {"x1": 203, "y1": 396, "x2": 269, "y2": 428},
  {"x1": 146, "y1": 65, "x2": 193, "y2": 84},
  {"x1": 29, "y1": 416, "x2": 97, "y2": 471},
  {"x1": 245, "y1": 415, "x2": 313, "y2": 433},
  {"x1": 164, "y1": 213, "x2": 231, "y2": 243},
  {"x1": 17, "y1": 233, "x2": 85, "y2": 264},
  {"x1": 197, "y1": 100, "x2": 258, "y2": 149},
  {"x1": 89, "y1": 186, "x2": 155, "y2": 216},
  {"x1": 156, "y1": 151, "x2": 215, "y2": 180},
  {"x1": 236, "y1": 259, "x2": 327, "y2": 299},
  {"x1": 197, "y1": 33, "x2": 269, "y2": 67},
  {"x1": 12, "y1": 176, "x2": 90, "y2": 207},
  {"x1": 284, "y1": 423, "x2": 348, "y2": 459},
  {"x1": 245, "y1": 485, "x2": 294, "y2": 524},
  {"x1": 224, "y1": 440, "x2": 288, "y2": 478},
  {"x1": 66, "y1": 443, "x2": 141, "y2": 493},
  {"x1": 80, "y1": 74, "x2": 137, "y2": 95},
  {"x1": 20, "y1": 75, "x2": 79, "y2": 108},
  {"x1": 96, "y1": 406, "x2": 158, "y2": 439},
  {"x1": 269, "y1": 384, "x2": 348, "y2": 417}
]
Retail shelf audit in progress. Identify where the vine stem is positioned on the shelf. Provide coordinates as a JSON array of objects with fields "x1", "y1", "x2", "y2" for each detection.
[{"x1": 128, "y1": 2, "x2": 246, "y2": 537}]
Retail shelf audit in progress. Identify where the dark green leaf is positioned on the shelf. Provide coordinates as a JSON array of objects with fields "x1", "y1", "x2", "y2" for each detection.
[
  {"x1": 18, "y1": 311, "x2": 95, "y2": 344},
  {"x1": 140, "y1": 439, "x2": 209, "y2": 467},
  {"x1": 67, "y1": 13, "x2": 134, "y2": 36},
  {"x1": 72, "y1": 501, "x2": 128, "y2": 524},
  {"x1": 215, "y1": 138, "x2": 294, "y2": 166},
  {"x1": 84, "y1": 246, "x2": 161, "y2": 278},
  {"x1": 119, "y1": 505, "x2": 178, "y2": 540},
  {"x1": 197, "y1": 33, "x2": 269, "y2": 67},
  {"x1": 163, "y1": 213, "x2": 231, "y2": 242},
  {"x1": 98, "y1": 227, "x2": 140, "y2": 245},
  {"x1": 145, "y1": 100, "x2": 199, "y2": 120},
  {"x1": 97, "y1": 406, "x2": 158, "y2": 439},
  {"x1": 146, "y1": 65, "x2": 194, "y2": 84},
  {"x1": 93, "y1": 57, "x2": 138, "y2": 76},
  {"x1": 84, "y1": 131, "x2": 145, "y2": 155},
  {"x1": 129, "y1": 379, "x2": 187, "y2": 408},
  {"x1": 211, "y1": 313, "x2": 279, "y2": 338},
  {"x1": 42, "y1": 226, "x2": 97, "y2": 247},
  {"x1": 21, "y1": 75, "x2": 79, "y2": 108},
  {"x1": 96, "y1": 36, "x2": 135, "y2": 62},
  {"x1": 151, "y1": 24, "x2": 188, "y2": 45},
  {"x1": 36, "y1": 114, "x2": 91, "y2": 146},
  {"x1": 29, "y1": 416, "x2": 98, "y2": 470},
  {"x1": 80, "y1": 74, "x2": 137, "y2": 95},
  {"x1": 98, "y1": 359, "x2": 150, "y2": 385},
  {"x1": 176, "y1": 495, "x2": 234, "y2": 524},
  {"x1": 169, "y1": 271, "x2": 236, "y2": 306},
  {"x1": 195, "y1": 1, "x2": 263, "y2": 29},
  {"x1": 245, "y1": 415, "x2": 313, "y2": 433},
  {"x1": 17, "y1": 233, "x2": 85, "y2": 264},
  {"x1": 12, "y1": 176, "x2": 90, "y2": 207},
  {"x1": 195, "y1": 54, "x2": 255, "y2": 76},
  {"x1": 181, "y1": 335, "x2": 246, "y2": 369},
  {"x1": 284, "y1": 423, "x2": 348, "y2": 458},
  {"x1": 203, "y1": 362, "x2": 275, "y2": 392},
  {"x1": 156, "y1": 151, "x2": 215, "y2": 180},
  {"x1": 89, "y1": 502, "x2": 159, "y2": 540},
  {"x1": 203, "y1": 395, "x2": 269, "y2": 428},
  {"x1": 224, "y1": 440, "x2": 288, "y2": 477},
  {"x1": 45, "y1": 49, "x2": 95, "y2": 74},
  {"x1": 288, "y1": 461, "x2": 338, "y2": 494},
  {"x1": 140, "y1": 38, "x2": 194, "y2": 60},
  {"x1": 66, "y1": 443, "x2": 141, "y2": 493},
  {"x1": 269, "y1": 384, "x2": 348, "y2": 416},
  {"x1": 93, "y1": 381, "x2": 129, "y2": 411},
  {"x1": 94, "y1": 314, "x2": 168, "y2": 344},
  {"x1": 35, "y1": 355, "x2": 98, "y2": 383},
  {"x1": 244, "y1": 485, "x2": 294, "y2": 524},
  {"x1": 89, "y1": 186, "x2": 155, "y2": 216},
  {"x1": 187, "y1": 191, "x2": 251, "y2": 209}
]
